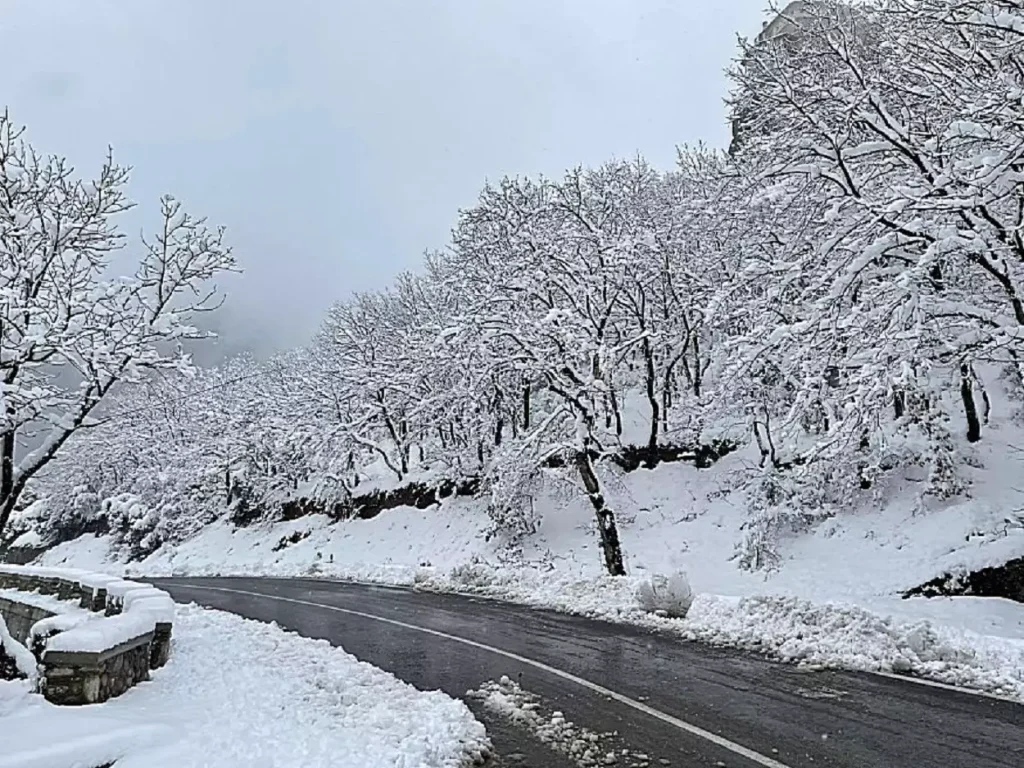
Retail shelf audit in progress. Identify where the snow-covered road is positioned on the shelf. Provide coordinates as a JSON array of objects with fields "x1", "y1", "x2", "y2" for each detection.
[{"x1": 154, "y1": 576, "x2": 1024, "y2": 768}]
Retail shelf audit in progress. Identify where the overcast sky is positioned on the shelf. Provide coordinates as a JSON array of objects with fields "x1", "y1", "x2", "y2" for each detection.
[{"x1": 1, "y1": 0, "x2": 769, "y2": 359}]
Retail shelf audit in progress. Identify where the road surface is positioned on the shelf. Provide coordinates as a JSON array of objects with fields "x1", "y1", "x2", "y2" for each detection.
[{"x1": 152, "y1": 577, "x2": 1023, "y2": 768}]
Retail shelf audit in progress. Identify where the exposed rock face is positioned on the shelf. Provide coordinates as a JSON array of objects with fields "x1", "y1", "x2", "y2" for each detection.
[{"x1": 904, "y1": 557, "x2": 1024, "y2": 603}]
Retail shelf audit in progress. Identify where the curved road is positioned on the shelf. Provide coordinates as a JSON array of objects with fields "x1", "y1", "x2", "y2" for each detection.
[{"x1": 152, "y1": 577, "x2": 1023, "y2": 768}]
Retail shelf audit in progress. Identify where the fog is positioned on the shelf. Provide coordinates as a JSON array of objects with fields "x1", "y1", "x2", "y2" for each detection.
[{"x1": 1, "y1": 0, "x2": 768, "y2": 361}]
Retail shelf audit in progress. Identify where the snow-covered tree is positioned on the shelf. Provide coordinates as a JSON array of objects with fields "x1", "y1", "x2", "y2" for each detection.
[
  {"x1": 0, "y1": 113, "x2": 235, "y2": 539},
  {"x1": 717, "y1": 0, "x2": 1024, "y2": 566}
]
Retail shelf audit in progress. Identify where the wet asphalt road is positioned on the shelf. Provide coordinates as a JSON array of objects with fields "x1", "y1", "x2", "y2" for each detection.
[{"x1": 151, "y1": 577, "x2": 1023, "y2": 768}]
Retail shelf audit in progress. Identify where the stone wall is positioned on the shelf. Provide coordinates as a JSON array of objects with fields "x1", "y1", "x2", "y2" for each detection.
[
  {"x1": 0, "y1": 595, "x2": 55, "y2": 645},
  {"x1": 0, "y1": 570, "x2": 106, "y2": 611},
  {"x1": 43, "y1": 635, "x2": 154, "y2": 704},
  {"x1": 0, "y1": 567, "x2": 174, "y2": 705}
]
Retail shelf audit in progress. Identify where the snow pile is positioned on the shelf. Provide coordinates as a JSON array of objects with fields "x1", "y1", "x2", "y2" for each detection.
[
  {"x1": 0, "y1": 603, "x2": 491, "y2": 768},
  {"x1": 27, "y1": 613, "x2": 95, "y2": 651},
  {"x1": 636, "y1": 571, "x2": 694, "y2": 618},
  {"x1": 0, "y1": 616, "x2": 36, "y2": 681},
  {"x1": 468, "y1": 676, "x2": 655, "y2": 768},
  {"x1": 44, "y1": 611, "x2": 160, "y2": 654},
  {"x1": 0, "y1": 679, "x2": 31, "y2": 717},
  {"x1": 468, "y1": 676, "x2": 613, "y2": 766},
  {"x1": 10, "y1": 530, "x2": 42, "y2": 549},
  {"x1": 678, "y1": 595, "x2": 1024, "y2": 700},
  {"x1": 29, "y1": 534, "x2": 112, "y2": 573}
]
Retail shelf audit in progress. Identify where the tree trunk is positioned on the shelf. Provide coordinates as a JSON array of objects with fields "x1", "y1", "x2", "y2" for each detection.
[
  {"x1": 0, "y1": 498, "x2": 15, "y2": 542},
  {"x1": 661, "y1": 383, "x2": 670, "y2": 433},
  {"x1": 960, "y1": 363, "x2": 982, "y2": 443},
  {"x1": 643, "y1": 338, "x2": 660, "y2": 468},
  {"x1": 0, "y1": 426, "x2": 15, "y2": 540},
  {"x1": 692, "y1": 337, "x2": 702, "y2": 398},
  {"x1": 522, "y1": 386, "x2": 531, "y2": 430},
  {"x1": 608, "y1": 389, "x2": 623, "y2": 438},
  {"x1": 858, "y1": 429, "x2": 872, "y2": 489},
  {"x1": 893, "y1": 388, "x2": 906, "y2": 419},
  {"x1": 574, "y1": 450, "x2": 626, "y2": 576}
]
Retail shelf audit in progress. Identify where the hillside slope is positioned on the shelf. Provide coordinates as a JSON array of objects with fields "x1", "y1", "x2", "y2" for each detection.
[{"x1": 37, "y1": 431, "x2": 1024, "y2": 699}]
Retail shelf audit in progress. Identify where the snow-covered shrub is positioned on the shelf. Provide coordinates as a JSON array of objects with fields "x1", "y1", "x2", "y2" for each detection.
[
  {"x1": 41, "y1": 485, "x2": 106, "y2": 545},
  {"x1": 448, "y1": 557, "x2": 503, "y2": 591},
  {"x1": 636, "y1": 571, "x2": 694, "y2": 618},
  {"x1": 482, "y1": 447, "x2": 543, "y2": 551},
  {"x1": 105, "y1": 493, "x2": 160, "y2": 559}
]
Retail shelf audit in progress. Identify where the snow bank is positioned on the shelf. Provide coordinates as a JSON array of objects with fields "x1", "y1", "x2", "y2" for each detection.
[
  {"x1": 0, "y1": 616, "x2": 36, "y2": 680},
  {"x1": 32, "y1": 534, "x2": 114, "y2": 573},
  {"x1": 44, "y1": 611, "x2": 159, "y2": 654},
  {"x1": 678, "y1": 594, "x2": 1024, "y2": 700},
  {"x1": 0, "y1": 604, "x2": 490, "y2": 768},
  {"x1": 468, "y1": 676, "x2": 631, "y2": 766}
]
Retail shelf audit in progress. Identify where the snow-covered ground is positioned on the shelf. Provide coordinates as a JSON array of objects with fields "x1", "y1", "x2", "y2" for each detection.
[
  {"x1": 36, "y1": 440, "x2": 1024, "y2": 702},
  {"x1": 0, "y1": 603, "x2": 490, "y2": 768}
]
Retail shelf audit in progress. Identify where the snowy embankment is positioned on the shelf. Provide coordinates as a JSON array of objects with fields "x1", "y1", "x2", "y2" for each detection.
[
  {"x1": 1, "y1": 603, "x2": 490, "y2": 768},
  {"x1": 37, "y1": 444, "x2": 1024, "y2": 703}
]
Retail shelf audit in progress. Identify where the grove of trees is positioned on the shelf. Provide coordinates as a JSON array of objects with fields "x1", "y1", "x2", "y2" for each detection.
[{"x1": 13, "y1": 0, "x2": 1024, "y2": 575}]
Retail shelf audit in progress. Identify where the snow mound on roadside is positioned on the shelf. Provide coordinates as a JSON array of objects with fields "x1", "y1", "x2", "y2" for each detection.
[
  {"x1": 125, "y1": 603, "x2": 492, "y2": 768},
  {"x1": 677, "y1": 594, "x2": 1024, "y2": 700},
  {"x1": 1, "y1": 603, "x2": 491, "y2": 768},
  {"x1": 636, "y1": 571, "x2": 694, "y2": 618},
  {"x1": 468, "y1": 676, "x2": 634, "y2": 765}
]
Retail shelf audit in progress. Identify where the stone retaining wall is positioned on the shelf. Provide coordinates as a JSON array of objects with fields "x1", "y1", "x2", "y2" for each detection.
[
  {"x1": 0, "y1": 595, "x2": 55, "y2": 645},
  {"x1": 0, "y1": 567, "x2": 174, "y2": 705},
  {"x1": 0, "y1": 570, "x2": 107, "y2": 612},
  {"x1": 43, "y1": 635, "x2": 155, "y2": 704}
]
